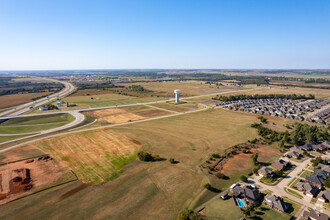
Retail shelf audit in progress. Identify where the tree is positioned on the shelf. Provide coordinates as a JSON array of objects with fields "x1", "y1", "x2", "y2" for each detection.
[
  {"x1": 274, "y1": 169, "x2": 283, "y2": 177},
  {"x1": 177, "y1": 208, "x2": 202, "y2": 220},
  {"x1": 251, "y1": 153, "x2": 259, "y2": 166},
  {"x1": 240, "y1": 175, "x2": 248, "y2": 182},
  {"x1": 324, "y1": 178, "x2": 330, "y2": 188},
  {"x1": 204, "y1": 183, "x2": 212, "y2": 190},
  {"x1": 169, "y1": 158, "x2": 175, "y2": 164},
  {"x1": 137, "y1": 151, "x2": 154, "y2": 161},
  {"x1": 252, "y1": 167, "x2": 259, "y2": 174}
]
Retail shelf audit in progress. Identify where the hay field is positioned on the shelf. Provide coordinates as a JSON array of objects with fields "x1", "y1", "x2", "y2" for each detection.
[
  {"x1": 0, "y1": 108, "x2": 286, "y2": 219},
  {"x1": 112, "y1": 108, "x2": 259, "y2": 168},
  {"x1": 31, "y1": 128, "x2": 141, "y2": 183},
  {"x1": 62, "y1": 93, "x2": 165, "y2": 109},
  {"x1": 121, "y1": 81, "x2": 240, "y2": 97},
  {"x1": 0, "y1": 92, "x2": 51, "y2": 109}
]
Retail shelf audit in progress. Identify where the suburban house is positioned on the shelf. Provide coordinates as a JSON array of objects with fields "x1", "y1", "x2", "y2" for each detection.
[
  {"x1": 271, "y1": 159, "x2": 289, "y2": 170},
  {"x1": 258, "y1": 167, "x2": 274, "y2": 177},
  {"x1": 300, "y1": 143, "x2": 313, "y2": 151},
  {"x1": 290, "y1": 146, "x2": 304, "y2": 154},
  {"x1": 318, "y1": 191, "x2": 330, "y2": 203},
  {"x1": 231, "y1": 184, "x2": 261, "y2": 208},
  {"x1": 314, "y1": 168, "x2": 330, "y2": 180},
  {"x1": 313, "y1": 145, "x2": 328, "y2": 153},
  {"x1": 264, "y1": 194, "x2": 288, "y2": 213},
  {"x1": 295, "y1": 182, "x2": 319, "y2": 197},
  {"x1": 285, "y1": 151, "x2": 301, "y2": 159},
  {"x1": 306, "y1": 175, "x2": 326, "y2": 188},
  {"x1": 302, "y1": 209, "x2": 329, "y2": 220}
]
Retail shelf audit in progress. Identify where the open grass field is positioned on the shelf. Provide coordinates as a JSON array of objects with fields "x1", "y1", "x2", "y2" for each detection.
[
  {"x1": 84, "y1": 105, "x2": 170, "y2": 125},
  {"x1": 61, "y1": 93, "x2": 165, "y2": 109},
  {"x1": 0, "y1": 92, "x2": 51, "y2": 109},
  {"x1": 0, "y1": 108, "x2": 289, "y2": 219},
  {"x1": 150, "y1": 102, "x2": 195, "y2": 112},
  {"x1": 121, "y1": 80, "x2": 240, "y2": 97},
  {"x1": 0, "y1": 114, "x2": 75, "y2": 134},
  {"x1": 29, "y1": 128, "x2": 142, "y2": 183}
]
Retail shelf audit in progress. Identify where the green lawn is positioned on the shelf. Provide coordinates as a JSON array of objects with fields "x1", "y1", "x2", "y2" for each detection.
[
  {"x1": 0, "y1": 134, "x2": 30, "y2": 143},
  {"x1": 202, "y1": 197, "x2": 242, "y2": 220},
  {"x1": 284, "y1": 188, "x2": 303, "y2": 199},
  {"x1": 0, "y1": 114, "x2": 75, "y2": 134},
  {"x1": 63, "y1": 93, "x2": 165, "y2": 108},
  {"x1": 299, "y1": 170, "x2": 313, "y2": 178}
]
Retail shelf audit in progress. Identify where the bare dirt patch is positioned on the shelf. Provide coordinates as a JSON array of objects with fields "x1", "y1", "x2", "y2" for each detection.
[
  {"x1": 87, "y1": 108, "x2": 125, "y2": 117},
  {"x1": 32, "y1": 128, "x2": 142, "y2": 183},
  {"x1": 99, "y1": 113, "x2": 145, "y2": 124},
  {"x1": 0, "y1": 155, "x2": 70, "y2": 204}
]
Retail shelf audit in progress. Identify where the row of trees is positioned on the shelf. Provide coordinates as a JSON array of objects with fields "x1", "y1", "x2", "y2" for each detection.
[
  {"x1": 125, "y1": 85, "x2": 152, "y2": 93},
  {"x1": 76, "y1": 82, "x2": 123, "y2": 90},
  {"x1": 212, "y1": 93, "x2": 315, "y2": 102}
]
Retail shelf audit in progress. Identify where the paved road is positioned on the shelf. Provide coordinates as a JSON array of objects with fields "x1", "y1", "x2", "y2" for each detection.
[
  {"x1": 251, "y1": 154, "x2": 330, "y2": 216},
  {"x1": 0, "y1": 86, "x2": 264, "y2": 151},
  {"x1": 0, "y1": 78, "x2": 75, "y2": 117}
]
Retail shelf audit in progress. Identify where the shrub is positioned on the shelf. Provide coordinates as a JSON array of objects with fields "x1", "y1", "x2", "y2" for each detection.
[
  {"x1": 240, "y1": 175, "x2": 248, "y2": 182},
  {"x1": 137, "y1": 151, "x2": 154, "y2": 161},
  {"x1": 169, "y1": 158, "x2": 175, "y2": 164},
  {"x1": 215, "y1": 173, "x2": 228, "y2": 179},
  {"x1": 204, "y1": 183, "x2": 212, "y2": 190},
  {"x1": 212, "y1": 153, "x2": 220, "y2": 158}
]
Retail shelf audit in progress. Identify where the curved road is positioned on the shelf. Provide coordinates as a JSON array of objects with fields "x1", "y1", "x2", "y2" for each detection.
[{"x1": 0, "y1": 78, "x2": 75, "y2": 117}]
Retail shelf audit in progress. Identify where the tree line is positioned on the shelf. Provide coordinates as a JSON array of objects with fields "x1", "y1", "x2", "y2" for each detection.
[{"x1": 212, "y1": 93, "x2": 315, "y2": 102}]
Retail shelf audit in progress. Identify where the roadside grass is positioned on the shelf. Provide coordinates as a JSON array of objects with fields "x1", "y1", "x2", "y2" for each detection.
[
  {"x1": 299, "y1": 170, "x2": 313, "y2": 178},
  {"x1": 0, "y1": 114, "x2": 75, "y2": 134},
  {"x1": 0, "y1": 134, "x2": 30, "y2": 144},
  {"x1": 310, "y1": 198, "x2": 317, "y2": 204},
  {"x1": 150, "y1": 102, "x2": 191, "y2": 112},
  {"x1": 284, "y1": 187, "x2": 303, "y2": 199},
  {"x1": 61, "y1": 93, "x2": 165, "y2": 109}
]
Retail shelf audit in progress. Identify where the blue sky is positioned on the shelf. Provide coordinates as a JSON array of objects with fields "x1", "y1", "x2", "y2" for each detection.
[{"x1": 0, "y1": 0, "x2": 329, "y2": 70}]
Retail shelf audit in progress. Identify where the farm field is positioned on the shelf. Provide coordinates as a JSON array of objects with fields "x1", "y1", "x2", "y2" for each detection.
[
  {"x1": 84, "y1": 105, "x2": 170, "y2": 125},
  {"x1": 0, "y1": 92, "x2": 51, "y2": 109},
  {"x1": 0, "y1": 107, "x2": 296, "y2": 219},
  {"x1": 60, "y1": 93, "x2": 165, "y2": 109},
  {"x1": 0, "y1": 114, "x2": 75, "y2": 134},
  {"x1": 29, "y1": 128, "x2": 142, "y2": 182},
  {"x1": 120, "y1": 80, "x2": 241, "y2": 97}
]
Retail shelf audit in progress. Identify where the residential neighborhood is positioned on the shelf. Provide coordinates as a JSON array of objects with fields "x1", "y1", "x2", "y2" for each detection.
[
  {"x1": 217, "y1": 98, "x2": 330, "y2": 125},
  {"x1": 198, "y1": 141, "x2": 330, "y2": 219}
]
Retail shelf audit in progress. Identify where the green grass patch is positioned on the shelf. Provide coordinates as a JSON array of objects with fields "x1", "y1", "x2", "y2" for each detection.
[
  {"x1": 299, "y1": 170, "x2": 313, "y2": 178},
  {"x1": 284, "y1": 188, "x2": 303, "y2": 199}
]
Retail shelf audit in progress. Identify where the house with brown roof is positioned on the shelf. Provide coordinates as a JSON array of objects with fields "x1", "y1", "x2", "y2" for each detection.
[{"x1": 271, "y1": 159, "x2": 289, "y2": 170}]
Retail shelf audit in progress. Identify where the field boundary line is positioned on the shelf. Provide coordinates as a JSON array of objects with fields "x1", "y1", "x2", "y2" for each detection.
[{"x1": 144, "y1": 104, "x2": 180, "y2": 114}]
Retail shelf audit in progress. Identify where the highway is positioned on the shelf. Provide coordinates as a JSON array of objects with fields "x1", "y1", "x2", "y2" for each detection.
[
  {"x1": 0, "y1": 78, "x2": 75, "y2": 117},
  {"x1": 0, "y1": 86, "x2": 264, "y2": 150}
]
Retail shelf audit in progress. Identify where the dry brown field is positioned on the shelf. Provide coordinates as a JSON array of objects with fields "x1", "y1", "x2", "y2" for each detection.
[{"x1": 0, "y1": 92, "x2": 51, "y2": 109}]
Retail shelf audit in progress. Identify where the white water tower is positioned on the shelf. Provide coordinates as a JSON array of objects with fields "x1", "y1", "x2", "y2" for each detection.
[{"x1": 174, "y1": 89, "x2": 180, "y2": 103}]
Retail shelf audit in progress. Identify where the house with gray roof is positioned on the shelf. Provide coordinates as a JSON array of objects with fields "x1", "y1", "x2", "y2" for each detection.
[
  {"x1": 318, "y1": 191, "x2": 330, "y2": 203},
  {"x1": 285, "y1": 151, "x2": 301, "y2": 159},
  {"x1": 232, "y1": 184, "x2": 261, "y2": 207},
  {"x1": 295, "y1": 182, "x2": 319, "y2": 197},
  {"x1": 302, "y1": 209, "x2": 329, "y2": 220},
  {"x1": 264, "y1": 194, "x2": 288, "y2": 213},
  {"x1": 306, "y1": 175, "x2": 326, "y2": 188},
  {"x1": 258, "y1": 167, "x2": 274, "y2": 177}
]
